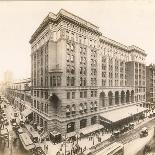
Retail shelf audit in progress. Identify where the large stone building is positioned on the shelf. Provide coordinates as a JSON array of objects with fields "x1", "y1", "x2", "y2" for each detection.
[
  {"x1": 146, "y1": 64, "x2": 155, "y2": 108},
  {"x1": 29, "y1": 9, "x2": 147, "y2": 140}
]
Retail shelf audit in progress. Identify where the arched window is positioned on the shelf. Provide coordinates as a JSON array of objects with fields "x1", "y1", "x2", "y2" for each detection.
[
  {"x1": 66, "y1": 105, "x2": 71, "y2": 117},
  {"x1": 94, "y1": 101, "x2": 98, "y2": 111},
  {"x1": 79, "y1": 103, "x2": 84, "y2": 113},
  {"x1": 71, "y1": 67, "x2": 75, "y2": 74},
  {"x1": 84, "y1": 103, "x2": 87, "y2": 112},
  {"x1": 90, "y1": 102, "x2": 93, "y2": 112},
  {"x1": 72, "y1": 104, "x2": 76, "y2": 115}
]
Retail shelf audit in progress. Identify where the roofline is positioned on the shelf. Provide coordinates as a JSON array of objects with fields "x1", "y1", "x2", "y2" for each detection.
[{"x1": 29, "y1": 9, "x2": 101, "y2": 44}]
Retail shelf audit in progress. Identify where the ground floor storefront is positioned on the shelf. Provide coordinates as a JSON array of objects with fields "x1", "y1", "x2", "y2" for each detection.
[{"x1": 30, "y1": 104, "x2": 148, "y2": 144}]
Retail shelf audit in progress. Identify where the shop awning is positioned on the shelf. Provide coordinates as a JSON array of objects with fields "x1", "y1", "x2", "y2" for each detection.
[
  {"x1": 21, "y1": 109, "x2": 32, "y2": 117},
  {"x1": 79, "y1": 124, "x2": 103, "y2": 135},
  {"x1": 100, "y1": 105, "x2": 147, "y2": 123},
  {"x1": 50, "y1": 130, "x2": 61, "y2": 137}
]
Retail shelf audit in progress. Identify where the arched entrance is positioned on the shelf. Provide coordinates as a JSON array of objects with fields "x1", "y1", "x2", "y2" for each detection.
[
  {"x1": 126, "y1": 90, "x2": 130, "y2": 103},
  {"x1": 115, "y1": 91, "x2": 119, "y2": 105},
  {"x1": 121, "y1": 91, "x2": 125, "y2": 104},
  {"x1": 131, "y1": 90, "x2": 134, "y2": 103},
  {"x1": 99, "y1": 92, "x2": 105, "y2": 107},
  {"x1": 108, "y1": 91, "x2": 113, "y2": 106}
]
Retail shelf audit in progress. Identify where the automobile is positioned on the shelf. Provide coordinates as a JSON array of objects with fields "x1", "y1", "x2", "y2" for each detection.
[
  {"x1": 12, "y1": 122, "x2": 20, "y2": 130},
  {"x1": 16, "y1": 128, "x2": 24, "y2": 135},
  {"x1": 2, "y1": 113, "x2": 6, "y2": 117},
  {"x1": 111, "y1": 130, "x2": 120, "y2": 139},
  {"x1": 34, "y1": 146, "x2": 46, "y2": 155},
  {"x1": 129, "y1": 123, "x2": 135, "y2": 129},
  {"x1": 20, "y1": 120, "x2": 25, "y2": 127},
  {"x1": 14, "y1": 112, "x2": 18, "y2": 117},
  {"x1": 140, "y1": 127, "x2": 148, "y2": 138},
  {"x1": 4, "y1": 120, "x2": 9, "y2": 125},
  {"x1": 11, "y1": 117, "x2": 16, "y2": 124}
]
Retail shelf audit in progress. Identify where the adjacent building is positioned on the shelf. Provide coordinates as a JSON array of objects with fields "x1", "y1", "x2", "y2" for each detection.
[
  {"x1": 6, "y1": 78, "x2": 32, "y2": 119},
  {"x1": 145, "y1": 64, "x2": 155, "y2": 109},
  {"x1": 28, "y1": 9, "x2": 147, "y2": 141}
]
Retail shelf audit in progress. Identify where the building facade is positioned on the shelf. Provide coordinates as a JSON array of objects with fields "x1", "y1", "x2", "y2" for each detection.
[
  {"x1": 146, "y1": 64, "x2": 155, "y2": 108},
  {"x1": 6, "y1": 78, "x2": 32, "y2": 114},
  {"x1": 29, "y1": 9, "x2": 147, "y2": 137}
]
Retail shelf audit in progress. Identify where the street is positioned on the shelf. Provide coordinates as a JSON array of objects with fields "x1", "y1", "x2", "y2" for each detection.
[
  {"x1": 0, "y1": 103, "x2": 31, "y2": 155},
  {"x1": 93, "y1": 118, "x2": 155, "y2": 154},
  {"x1": 1, "y1": 102, "x2": 155, "y2": 155}
]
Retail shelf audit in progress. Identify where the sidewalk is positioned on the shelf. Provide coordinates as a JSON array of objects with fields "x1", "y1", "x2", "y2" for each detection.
[{"x1": 124, "y1": 128, "x2": 154, "y2": 155}]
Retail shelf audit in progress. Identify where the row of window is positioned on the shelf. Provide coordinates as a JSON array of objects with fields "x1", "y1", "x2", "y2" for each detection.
[
  {"x1": 33, "y1": 100, "x2": 48, "y2": 114},
  {"x1": 66, "y1": 102, "x2": 98, "y2": 116},
  {"x1": 66, "y1": 90, "x2": 97, "y2": 99},
  {"x1": 33, "y1": 90, "x2": 48, "y2": 99},
  {"x1": 50, "y1": 75, "x2": 61, "y2": 87}
]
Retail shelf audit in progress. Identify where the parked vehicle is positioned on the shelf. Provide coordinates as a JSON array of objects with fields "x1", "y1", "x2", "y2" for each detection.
[
  {"x1": 16, "y1": 128, "x2": 24, "y2": 135},
  {"x1": 140, "y1": 127, "x2": 148, "y2": 138},
  {"x1": 20, "y1": 120, "x2": 25, "y2": 127},
  {"x1": 111, "y1": 130, "x2": 120, "y2": 139},
  {"x1": 12, "y1": 122, "x2": 20, "y2": 130},
  {"x1": 129, "y1": 123, "x2": 135, "y2": 129}
]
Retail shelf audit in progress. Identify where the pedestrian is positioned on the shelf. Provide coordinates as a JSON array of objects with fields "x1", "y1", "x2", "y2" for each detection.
[
  {"x1": 46, "y1": 144, "x2": 48, "y2": 154},
  {"x1": 44, "y1": 144, "x2": 46, "y2": 152}
]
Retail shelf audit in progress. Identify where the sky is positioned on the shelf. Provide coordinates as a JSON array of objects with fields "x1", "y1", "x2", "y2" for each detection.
[{"x1": 0, "y1": 0, "x2": 155, "y2": 81}]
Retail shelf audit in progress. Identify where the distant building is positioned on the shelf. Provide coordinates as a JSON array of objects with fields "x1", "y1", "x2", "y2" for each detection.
[
  {"x1": 146, "y1": 64, "x2": 155, "y2": 109},
  {"x1": 4, "y1": 70, "x2": 13, "y2": 84}
]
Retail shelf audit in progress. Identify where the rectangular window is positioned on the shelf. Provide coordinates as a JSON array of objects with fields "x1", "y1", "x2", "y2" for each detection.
[
  {"x1": 67, "y1": 92, "x2": 70, "y2": 99},
  {"x1": 41, "y1": 91, "x2": 43, "y2": 98},
  {"x1": 91, "y1": 91, "x2": 93, "y2": 97},
  {"x1": 94, "y1": 91, "x2": 97, "y2": 97},
  {"x1": 37, "y1": 91, "x2": 39, "y2": 97},
  {"x1": 84, "y1": 91, "x2": 87, "y2": 98},
  {"x1": 45, "y1": 91, "x2": 48, "y2": 99},
  {"x1": 34, "y1": 100, "x2": 36, "y2": 108},
  {"x1": 34, "y1": 91, "x2": 36, "y2": 97},
  {"x1": 72, "y1": 92, "x2": 75, "y2": 99},
  {"x1": 80, "y1": 92, "x2": 83, "y2": 98}
]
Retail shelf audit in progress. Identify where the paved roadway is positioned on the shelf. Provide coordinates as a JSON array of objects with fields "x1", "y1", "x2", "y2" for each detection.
[
  {"x1": 1, "y1": 102, "x2": 155, "y2": 155},
  {"x1": 93, "y1": 118, "x2": 155, "y2": 154},
  {"x1": 0, "y1": 104, "x2": 31, "y2": 155}
]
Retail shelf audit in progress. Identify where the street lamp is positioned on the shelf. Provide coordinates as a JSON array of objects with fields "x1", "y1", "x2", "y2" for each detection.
[
  {"x1": 61, "y1": 134, "x2": 68, "y2": 155},
  {"x1": 76, "y1": 131, "x2": 80, "y2": 145}
]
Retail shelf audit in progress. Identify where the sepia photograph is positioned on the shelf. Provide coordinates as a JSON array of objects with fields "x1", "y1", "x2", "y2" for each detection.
[{"x1": 0, "y1": 0, "x2": 155, "y2": 155}]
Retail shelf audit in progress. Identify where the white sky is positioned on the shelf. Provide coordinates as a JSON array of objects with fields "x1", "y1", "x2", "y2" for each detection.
[{"x1": 0, "y1": 0, "x2": 155, "y2": 81}]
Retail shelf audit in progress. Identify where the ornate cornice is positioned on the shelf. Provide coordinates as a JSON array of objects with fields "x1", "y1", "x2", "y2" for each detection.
[{"x1": 29, "y1": 9, "x2": 102, "y2": 44}]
